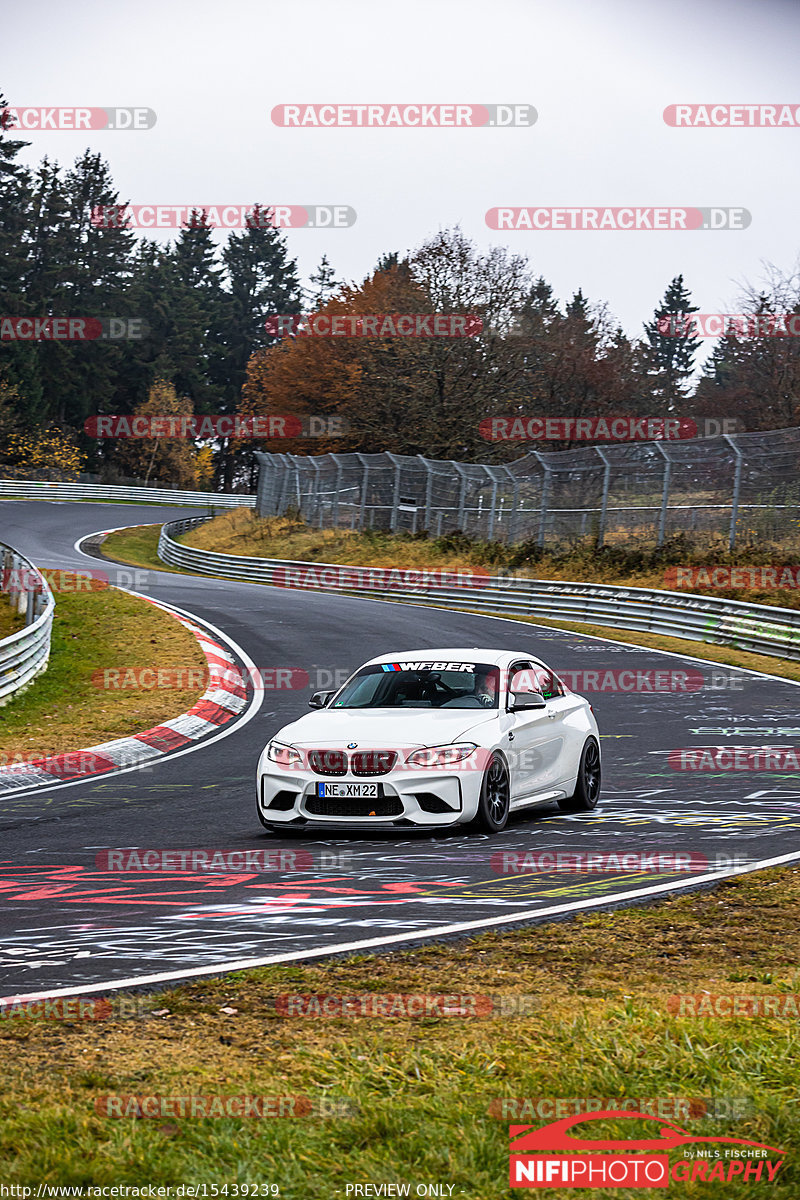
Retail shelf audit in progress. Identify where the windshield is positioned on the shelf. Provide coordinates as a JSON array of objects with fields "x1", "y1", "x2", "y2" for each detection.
[{"x1": 332, "y1": 661, "x2": 501, "y2": 709}]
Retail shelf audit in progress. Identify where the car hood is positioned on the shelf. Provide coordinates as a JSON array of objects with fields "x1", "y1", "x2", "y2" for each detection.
[{"x1": 273, "y1": 708, "x2": 498, "y2": 749}]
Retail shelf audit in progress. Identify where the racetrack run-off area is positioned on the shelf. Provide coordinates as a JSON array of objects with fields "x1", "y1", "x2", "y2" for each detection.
[{"x1": 1, "y1": 499, "x2": 799, "y2": 999}]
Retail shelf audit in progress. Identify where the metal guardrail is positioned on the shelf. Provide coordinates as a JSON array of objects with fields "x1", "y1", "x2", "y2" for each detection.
[
  {"x1": 0, "y1": 545, "x2": 55, "y2": 705},
  {"x1": 157, "y1": 516, "x2": 800, "y2": 662},
  {"x1": 0, "y1": 479, "x2": 256, "y2": 508}
]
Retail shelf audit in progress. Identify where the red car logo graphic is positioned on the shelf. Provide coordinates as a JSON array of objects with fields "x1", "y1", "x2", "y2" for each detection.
[{"x1": 510, "y1": 1110, "x2": 785, "y2": 1155}]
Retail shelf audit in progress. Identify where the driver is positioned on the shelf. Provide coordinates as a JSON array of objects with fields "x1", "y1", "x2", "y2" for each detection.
[{"x1": 473, "y1": 666, "x2": 497, "y2": 707}]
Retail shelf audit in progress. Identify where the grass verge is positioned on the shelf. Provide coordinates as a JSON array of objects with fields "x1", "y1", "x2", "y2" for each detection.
[
  {"x1": 0, "y1": 574, "x2": 208, "y2": 761},
  {"x1": 0, "y1": 866, "x2": 798, "y2": 1194}
]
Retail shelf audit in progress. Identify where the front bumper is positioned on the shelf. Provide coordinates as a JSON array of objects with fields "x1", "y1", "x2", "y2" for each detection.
[{"x1": 257, "y1": 764, "x2": 483, "y2": 827}]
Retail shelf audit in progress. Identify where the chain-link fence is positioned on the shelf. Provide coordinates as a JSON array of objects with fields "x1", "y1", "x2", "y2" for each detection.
[{"x1": 255, "y1": 427, "x2": 800, "y2": 549}]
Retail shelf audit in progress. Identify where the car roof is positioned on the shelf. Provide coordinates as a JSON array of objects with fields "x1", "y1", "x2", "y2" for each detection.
[{"x1": 362, "y1": 648, "x2": 547, "y2": 669}]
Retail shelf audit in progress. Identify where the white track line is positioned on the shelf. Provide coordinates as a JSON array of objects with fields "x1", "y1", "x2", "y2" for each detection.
[{"x1": 5, "y1": 848, "x2": 800, "y2": 1003}]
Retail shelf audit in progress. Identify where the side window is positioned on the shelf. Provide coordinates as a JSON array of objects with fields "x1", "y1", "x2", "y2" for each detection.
[
  {"x1": 509, "y1": 663, "x2": 564, "y2": 700},
  {"x1": 508, "y1": 663, "x2": 538, "y2": 695},
  {"x1": 532, "y1": 664, "x2": 564, "y2": 700}
]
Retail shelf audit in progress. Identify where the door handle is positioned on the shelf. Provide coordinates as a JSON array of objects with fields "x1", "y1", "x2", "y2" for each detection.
[{"x1": 547, "y1": 711, "x2": 557, "y2": 720}]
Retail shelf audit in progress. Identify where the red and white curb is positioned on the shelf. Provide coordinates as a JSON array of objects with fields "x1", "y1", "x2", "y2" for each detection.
[{"x1": 0, "y1": 595, "x2": 253, "y2": 795}]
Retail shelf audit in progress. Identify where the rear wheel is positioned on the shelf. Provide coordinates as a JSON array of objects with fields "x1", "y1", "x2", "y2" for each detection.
[
  {"x1": 476, "y1": 753, "x2": 511, "y2": 833},
  {"x1": 558, "y1": 738, "x2": 601, "y2": 812}
]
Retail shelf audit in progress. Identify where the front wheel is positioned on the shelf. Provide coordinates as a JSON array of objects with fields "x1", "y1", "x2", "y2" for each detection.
[
  {"x1": 558, "y1": 738, "x2": 601, "y2": 812},
  {"x1": 476, "y1": 753, "x2": 511, "y2": 833}
]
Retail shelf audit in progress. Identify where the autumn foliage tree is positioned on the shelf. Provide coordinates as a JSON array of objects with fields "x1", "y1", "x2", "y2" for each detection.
[
  {"x1": 0, "y1": 421, "x2": 86, "y2": 479},
  {"x1": 109, "y1": 379, "x2": 198, "y2": 487},
  {"x1": 241, "y1": 230, "x2": 538, "y2": 459}
]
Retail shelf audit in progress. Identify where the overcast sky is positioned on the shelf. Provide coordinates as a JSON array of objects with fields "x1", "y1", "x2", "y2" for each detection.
[{"x1": 3, "y1": 0, "x2": 799, "y2": 349}]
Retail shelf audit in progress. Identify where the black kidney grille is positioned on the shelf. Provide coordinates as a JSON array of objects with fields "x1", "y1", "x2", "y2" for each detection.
[
  {"x1": 308, "y1": 750, "x2": 347, "y2": 776},
  {"x1": 351, "y1": 750, "x2": 397, "y2": 776}
]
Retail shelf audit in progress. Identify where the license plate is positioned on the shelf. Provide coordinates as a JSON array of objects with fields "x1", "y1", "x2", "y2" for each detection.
[{"x1": 317, "y1": 782, "x2": 378, "y2": 798}]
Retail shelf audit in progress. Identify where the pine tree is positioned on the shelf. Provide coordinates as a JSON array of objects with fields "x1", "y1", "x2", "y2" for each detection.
[
  {"x1": 0, "y1": 92, "x2": 41, "y2": 422},
  {"x1": 643, "y1": 275, "x2": 701, "y2": 413},
  {"x1": 168, "y1": 212, "x2": 223, "y2": 407},
  {"x1": 211, "y1": 206, "x2": 302, "y2": 488},
  {"x1": 305, "y1": 254, "x2": 340, "y2": 310}
]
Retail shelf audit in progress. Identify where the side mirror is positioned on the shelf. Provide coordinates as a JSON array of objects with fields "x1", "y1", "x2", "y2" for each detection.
[
  {"x1": 308, "y1": 689, "x2": 336, "y2": 709},
  {"x1": 509, "y1": 691, "x2": 547, "y2": 711}
]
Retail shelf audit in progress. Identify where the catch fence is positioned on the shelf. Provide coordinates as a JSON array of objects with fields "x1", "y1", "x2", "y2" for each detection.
[{"x1": 255, "y1": 428, "x2": 800, "y2": 549}]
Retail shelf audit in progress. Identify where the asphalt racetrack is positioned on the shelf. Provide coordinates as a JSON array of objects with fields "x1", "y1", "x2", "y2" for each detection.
[{"x1": 1, "y1": 499, "x2": 799, "y2": 1000}]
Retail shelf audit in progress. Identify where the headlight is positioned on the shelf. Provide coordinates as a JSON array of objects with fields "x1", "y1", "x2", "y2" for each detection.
[
  {"x1": 266, "y1": 741, "x2": 303, "y2": 767},
  {"x1": 406, "y1": 743, "x2": 478, "y2": 768}
]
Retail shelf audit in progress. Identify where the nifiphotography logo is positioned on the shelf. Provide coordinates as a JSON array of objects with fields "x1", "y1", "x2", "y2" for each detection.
[{"x1": 508, "y1": 1111, "x2": 786, "y2": 1188}]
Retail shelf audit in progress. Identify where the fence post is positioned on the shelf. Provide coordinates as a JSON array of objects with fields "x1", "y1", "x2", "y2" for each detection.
[
  {"x1": 268, "y1": 456, "x2": 283, "y2": 515},
  {"x1": 330, "y1": 454, "x2": 344, "y2": 528},
  {"x1": 503, "y1": 467, "x2": 520, "y2": 544},
  {"x1": 485, "y1": 466, "x2": 500, "y2": 541},
  {"x1": 419, "y1": 455, "x2": 434, "y2": 534},
  {"x1": 596, "y1": 447, "x2": 611, "y2": 548},
  {"x1": 290, "y1": 454, "x2": 309, "y2": 513},
  {"x1": 356, "y1": 453, "x2": 370, "y2": 530},
  {"x1": 309, "y1": 457, "x2": 321, "y2": 525},
  {"x1": 533, "y1": 453, "x2": 551, "y2": 548},
  {"x1": 655, "y1": 441, "x2": 672, "y2": 548},
  {"x1": 454, "y1": 463, "x2": 468, "y2": 531},
  {"x1": 724, "y1": 434, "x2": 743, "y2": 550},
  {"x1": 275, "y1": 454, "x2": 293, "y2": 515},
  {"x1": 385, "y1": 453, "x2": 403, "y2": 532}
]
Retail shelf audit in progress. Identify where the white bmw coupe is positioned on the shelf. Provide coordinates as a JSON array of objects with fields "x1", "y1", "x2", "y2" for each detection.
[{"x1": 256, "y1": 647, "x2": 600, "y2": 834}]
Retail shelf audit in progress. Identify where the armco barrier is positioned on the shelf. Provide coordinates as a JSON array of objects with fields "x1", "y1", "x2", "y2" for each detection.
[
  {"x1": 0, "y1": 545, "x2": 55, "y2": 705},
  {"x1": 0, "y1": 479, "x2": 255, "y2": 508},
  {"x1": 157, "y1": 516, "x2": 800, "y2": 661}
]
